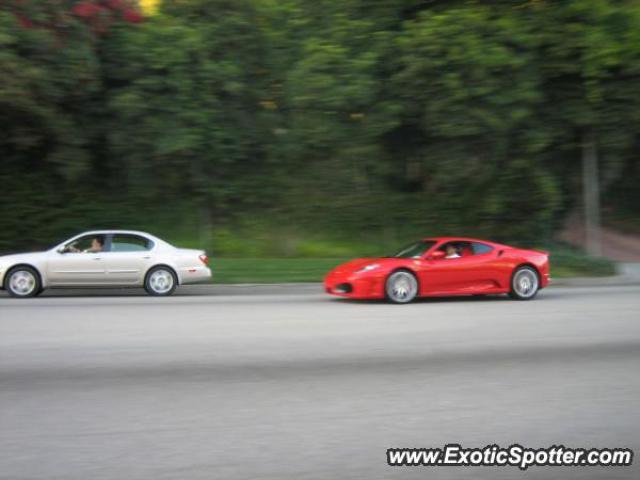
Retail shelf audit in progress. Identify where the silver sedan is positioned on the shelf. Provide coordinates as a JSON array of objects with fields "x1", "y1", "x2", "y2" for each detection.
[{"x1": 0, "y1": 230, "x2": 211, "y2": 297}]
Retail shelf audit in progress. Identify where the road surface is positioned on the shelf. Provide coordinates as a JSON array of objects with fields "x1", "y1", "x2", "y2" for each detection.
[{"x1": 1, "y1": 285, "x2": 639, "y2": 479}]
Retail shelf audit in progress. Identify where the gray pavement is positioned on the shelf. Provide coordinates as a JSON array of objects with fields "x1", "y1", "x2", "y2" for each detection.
[{"x1": 1, "y1": 285, "x2": 639, "y2": 479}]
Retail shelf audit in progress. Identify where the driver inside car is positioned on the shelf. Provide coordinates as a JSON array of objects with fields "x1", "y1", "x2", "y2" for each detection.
[
  {"x1": 86, "y1": 236, "x2": 104, "y2": 253},
  {"x1": 445, "y1": 244, "x2": 461, "y2": 259},
  {"x1": 67, "y1": 236, "x2": 105, "y2": 253}
]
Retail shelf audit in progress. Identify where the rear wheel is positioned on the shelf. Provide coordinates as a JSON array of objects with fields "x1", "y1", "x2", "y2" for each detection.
[
  {"x1": 509, "y1": 266, "x2": 539, "y2": 300},
  {"x1": 5, "y1": 266, "x2": 42, "y2": 298},
  {"x1": 385, "y1": 270, "x2": 418, "y2": 304},
  {"x1": 144, "y1": 266, "x2": 177, "y2": 296}
]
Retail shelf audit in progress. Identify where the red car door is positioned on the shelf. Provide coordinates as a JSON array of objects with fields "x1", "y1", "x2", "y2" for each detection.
[{"x1": 420, "y1": 242, "x2": 501, "y2": 295}]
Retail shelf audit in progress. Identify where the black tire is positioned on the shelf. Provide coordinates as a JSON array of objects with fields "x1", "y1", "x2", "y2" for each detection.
[
  {"x1": 385, "y1": 269, "x2": 419, "y2": 304},
  {"x1": 144, "y1": 266, "x2": 177, "y2": 296},
  {"x1": 508, "y1": 266, "x2": 539, "y2": 300},
  {"x1": 5, "y1": 266, "x2": 42, "y2": 298}
]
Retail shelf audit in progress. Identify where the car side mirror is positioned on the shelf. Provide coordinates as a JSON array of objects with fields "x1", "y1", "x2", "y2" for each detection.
[{"x1": 429, "y1": 250, "x2": 446, "y2": 260}]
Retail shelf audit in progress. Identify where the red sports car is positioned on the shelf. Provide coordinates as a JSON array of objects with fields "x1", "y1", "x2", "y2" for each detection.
[{"x1": 324, "y1": 237, "x2": 550, "y2": 303}]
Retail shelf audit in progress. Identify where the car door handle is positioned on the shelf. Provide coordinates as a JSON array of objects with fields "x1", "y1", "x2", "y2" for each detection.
[
  {"x1": 142, "y1": 256, "x2": 151, "y2": 260},
  {"x1": 93, "y1": 257, "x2": 102, "y2": 261}
]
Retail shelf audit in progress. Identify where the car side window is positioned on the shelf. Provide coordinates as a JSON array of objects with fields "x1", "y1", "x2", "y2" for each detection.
[
  {"x1": 110, "y1": 235, "x2": 153, "y2": 252},
  {"x1": 472, "y1": 242, "x2": 494, "y2": 255},
  {"x1": 438, "y1": 242, "x2": 465, "y2": 258},
  {"x1": 61, "y1": 235, "x2": 103, "y2": 253},
  {"x1": 438, "y1": 241, "x2": 484, "y2": 258}
]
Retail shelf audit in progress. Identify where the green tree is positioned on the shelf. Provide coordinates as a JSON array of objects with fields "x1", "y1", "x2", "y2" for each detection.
[
  {"x1": 101, "y1": 0, "x2": 273, "y2": 225},
  {"x1": 390, "y1": 3, "x2": 559, "y2": 241},
  {"x1": 0, "y1": 7, "x2": 101, "y2": 249}
]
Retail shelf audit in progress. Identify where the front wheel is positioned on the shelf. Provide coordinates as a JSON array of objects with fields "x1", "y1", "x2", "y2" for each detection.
[
  {"x1": 5, "y1": 266, "x2": 42, "y2": 298},
  {"x1": 144, "y1": 266, "x2": 177, "y2": 296},
  {"x1": 509, "y1": 266, "x2": 539, "y2": 300},
  {"x1": 385, "y1": 270, "x2": 418, "y2": 304}
]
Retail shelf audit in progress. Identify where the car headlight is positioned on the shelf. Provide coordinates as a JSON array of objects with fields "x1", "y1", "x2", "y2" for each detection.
[{"x1": 356, "y1": 263, "x2": 380, "y2": 273}]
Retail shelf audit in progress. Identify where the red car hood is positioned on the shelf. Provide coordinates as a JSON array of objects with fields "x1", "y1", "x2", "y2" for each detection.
[
  {"x1": 329, "y1": 257, "x2": 405, "y2": 275},
  {"x1": 335, "y1": 258, "x2": 378, "y2": 271}
]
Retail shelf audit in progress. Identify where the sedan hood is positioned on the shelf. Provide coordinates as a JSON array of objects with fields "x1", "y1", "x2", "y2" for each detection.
[{"x1": 0, "y1": 251, "x2": 49, "y2": 265}]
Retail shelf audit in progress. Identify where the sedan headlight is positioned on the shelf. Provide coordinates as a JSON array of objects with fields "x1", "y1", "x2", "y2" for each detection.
[{"x1": 356, "y1": 263, "x2": 380, "y2": 273}]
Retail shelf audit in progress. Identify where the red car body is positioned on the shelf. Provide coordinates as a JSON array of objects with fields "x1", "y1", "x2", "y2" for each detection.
[{"x1": 324, "y1": 237, "x2": 550, "y2": 300}]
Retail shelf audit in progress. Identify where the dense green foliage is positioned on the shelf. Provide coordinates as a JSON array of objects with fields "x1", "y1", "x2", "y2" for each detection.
[{"x1": 1, "y1": 0, "x2": 639, "y2": 256}]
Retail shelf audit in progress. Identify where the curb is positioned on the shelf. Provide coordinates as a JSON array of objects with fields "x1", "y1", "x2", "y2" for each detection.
[
  {"x1": 2, "y1": 279, "x2": 638, "y2": 299},
  {"x1": 209, "y1": 278, "x2": 640, "y2": 289},
  {"x1": 213, "y1": 279, "x2": 640, "y2": 289},
  {"x1": 549, "y1": 276, "x2": 640, "y2": 287}
]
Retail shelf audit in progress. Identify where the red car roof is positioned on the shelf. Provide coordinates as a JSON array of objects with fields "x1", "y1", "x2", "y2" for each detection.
[{"x1": 424, "y1": 237, "x2": 500, "y2": 244}]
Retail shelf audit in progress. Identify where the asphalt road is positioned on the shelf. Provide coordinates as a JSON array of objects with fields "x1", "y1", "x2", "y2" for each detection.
[{"x1": 1, "y1": 285, "x2": 639, "y2": 480}]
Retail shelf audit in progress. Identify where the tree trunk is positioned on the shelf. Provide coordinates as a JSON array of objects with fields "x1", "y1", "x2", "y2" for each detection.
[{"x1": 582, "y1": 129, "x2": 602, "y2": 256}]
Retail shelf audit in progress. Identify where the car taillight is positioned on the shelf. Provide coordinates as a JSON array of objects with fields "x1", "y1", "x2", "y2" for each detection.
[{"x1": 199, "y1": 254, "x2": 209, "y2": 266}]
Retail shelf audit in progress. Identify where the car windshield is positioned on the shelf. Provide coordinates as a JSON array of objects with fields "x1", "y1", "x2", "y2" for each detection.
[{"x1": 390, "y1": 240, "x2": 436, "y2": 258}]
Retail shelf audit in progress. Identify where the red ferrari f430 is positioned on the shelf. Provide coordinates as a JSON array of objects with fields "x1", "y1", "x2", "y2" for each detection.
[{"x1": 324, "y1": 237, "x2": 550, "y2": 303}]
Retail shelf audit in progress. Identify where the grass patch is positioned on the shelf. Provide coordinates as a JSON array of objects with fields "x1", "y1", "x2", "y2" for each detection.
[
  {"x1": 210, "y1": 258, "x2": 349, "y2": 283},
  {"x1": 208, "y1": 246, "x2": 615, "y2": 284},
  {"x1": 548, "y1": 246, "x2": 616, "y2": 278},
  {"x1": 170, "y1": 225, "x2": 618, "y2": 283}
]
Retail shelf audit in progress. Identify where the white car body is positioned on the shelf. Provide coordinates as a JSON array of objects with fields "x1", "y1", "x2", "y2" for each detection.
[{"x1": 0, "y1": 230, "x2": 211, "y2": 296}]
